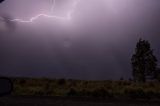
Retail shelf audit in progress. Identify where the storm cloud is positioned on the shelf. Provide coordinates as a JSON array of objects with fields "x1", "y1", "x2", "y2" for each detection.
[{"x1": 0, "y1": 0, "x2": 160, "y2": 80}]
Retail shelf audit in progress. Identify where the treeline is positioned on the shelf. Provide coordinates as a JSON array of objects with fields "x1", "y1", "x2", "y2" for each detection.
[{"x1": 12, "y1": 78, "x2": 160, "y2": 99}]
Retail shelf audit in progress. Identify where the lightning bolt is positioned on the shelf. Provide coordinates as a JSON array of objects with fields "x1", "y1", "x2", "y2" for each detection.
[{"x1": 8, "y1": 0, "x2": 80, "y2": 23}]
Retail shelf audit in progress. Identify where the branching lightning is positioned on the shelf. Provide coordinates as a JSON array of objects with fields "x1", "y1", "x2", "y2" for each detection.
[{"x1": 9, "y1": 0, "x2": 80, "y2": 23}]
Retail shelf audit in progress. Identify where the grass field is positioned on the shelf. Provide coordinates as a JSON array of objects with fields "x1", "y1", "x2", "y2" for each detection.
[{"x1": 11, "y1": 77, "x2": 160, "y2": 99}]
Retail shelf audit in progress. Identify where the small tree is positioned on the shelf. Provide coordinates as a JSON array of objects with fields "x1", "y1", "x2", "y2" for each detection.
[{"x1": 131, "y1": 39, "x2": 157, "y2": 82}]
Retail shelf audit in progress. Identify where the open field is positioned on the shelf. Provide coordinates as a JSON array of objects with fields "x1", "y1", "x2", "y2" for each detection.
[{"x1": 11, "y1": 77, "x2": 160, "y2": 99}]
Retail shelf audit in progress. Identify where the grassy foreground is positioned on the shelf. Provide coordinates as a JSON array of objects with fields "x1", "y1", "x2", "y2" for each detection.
[{"x1": 11, "y1": 77, "x2": 160, "y2": 99}]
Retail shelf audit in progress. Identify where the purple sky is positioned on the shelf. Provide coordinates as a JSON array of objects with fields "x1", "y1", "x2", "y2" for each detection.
[{"x1": 0, "y1": 0, "x2": 160, "y2": 80}]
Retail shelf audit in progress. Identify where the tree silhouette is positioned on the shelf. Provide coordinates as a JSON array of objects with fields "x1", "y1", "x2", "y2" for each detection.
[{"x1": 131, "y1": 39, "x2": 158, "y2": 82}]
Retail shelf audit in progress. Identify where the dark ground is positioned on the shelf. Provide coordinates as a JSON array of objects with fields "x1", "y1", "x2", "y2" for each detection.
[{"x1": 0, "y1": 96, "x2": 160, "y2": 106}]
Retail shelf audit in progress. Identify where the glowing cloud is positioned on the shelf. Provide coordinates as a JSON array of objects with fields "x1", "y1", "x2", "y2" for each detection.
[{"x1": 9, "y1": 0, "x2": 80, "y2": 23}]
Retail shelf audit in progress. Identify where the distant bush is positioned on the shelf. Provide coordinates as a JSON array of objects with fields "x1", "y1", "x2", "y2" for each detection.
[
  {"x1": 57, "y1": 78, "x2": 66, "y2": 85},
  {"x1": 91, "y1": 87, "x2": 113, "y2": 98},
  {"x1": 67, "y1": 88, "x2": 77, "y2": 96},
  {"x1": 124, "y1": 87, "x2": 150, "y2": 99},
  {"x1": 19, "y1": 79, "x2": 26, "y2": 85}
]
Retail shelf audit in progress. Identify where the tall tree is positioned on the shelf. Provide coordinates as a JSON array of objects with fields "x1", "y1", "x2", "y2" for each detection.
[{"x1": 131, "y1": 39, "x2": 158, "y2": 82}]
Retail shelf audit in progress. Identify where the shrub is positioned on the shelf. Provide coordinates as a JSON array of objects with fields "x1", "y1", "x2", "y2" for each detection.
[
  {"x1": 19, "y1": 79, "x2": 26, "y2": 85},
  {"x1": 57, "y1": 78, "x2": 66, "y2": 85},
  {"x1": 92, "y1": 87, "x2": 113, "y2": 98},
  {"x1": 124, "y1": 87, "x2": 148, "y2": 99},
  {"x1": 67, "y1": 88, "x2": 77, "y2": 96}
]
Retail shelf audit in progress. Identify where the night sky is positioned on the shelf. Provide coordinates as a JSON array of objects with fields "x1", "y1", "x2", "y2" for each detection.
[{"x1": 0, "y1": 0, "x2": 160, "y2": 80}]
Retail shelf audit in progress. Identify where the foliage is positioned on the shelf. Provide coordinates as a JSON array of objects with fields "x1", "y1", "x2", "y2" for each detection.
[
  {"x1": 11, "y1": 77, "x2": 160, "y2": 99},
  {"x1": 131, "y1": 39, "x2": 158, "y2": 82}
]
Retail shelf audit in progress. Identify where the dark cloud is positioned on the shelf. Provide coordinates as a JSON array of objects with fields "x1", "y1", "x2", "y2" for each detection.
[{"x1": 0, "y1": 0, "x2": 5, "y2": 3}]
